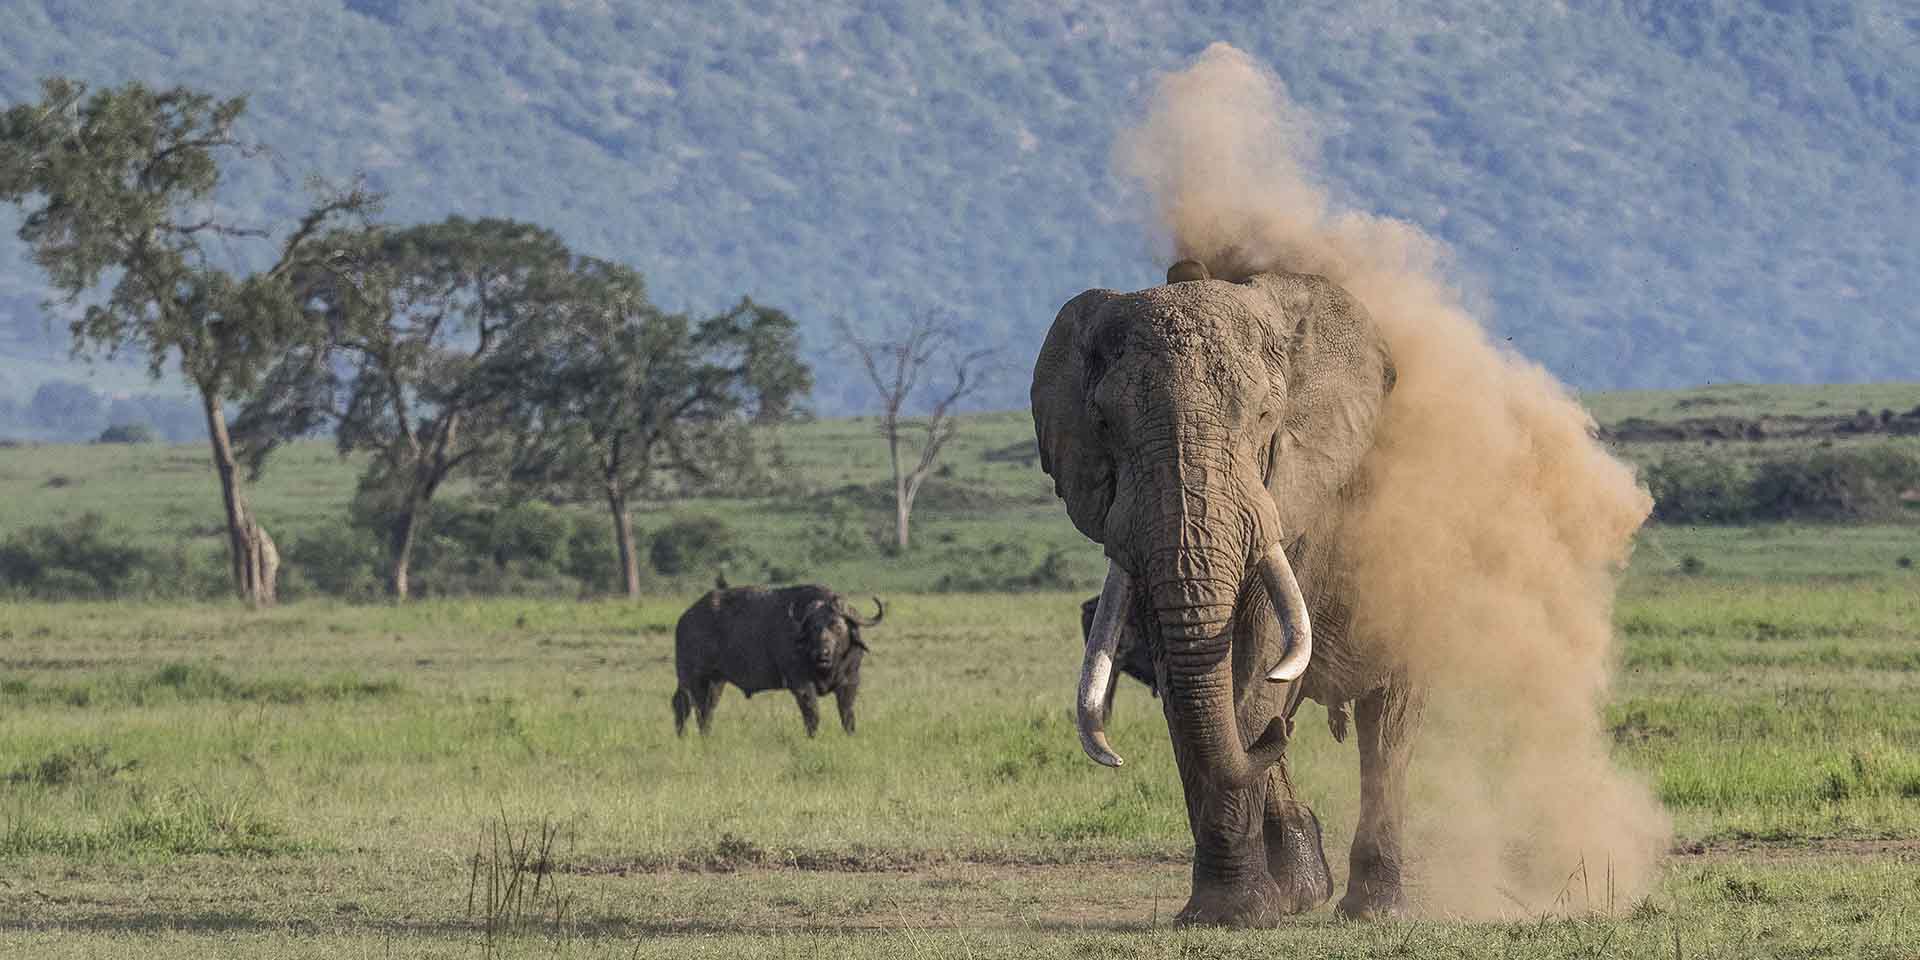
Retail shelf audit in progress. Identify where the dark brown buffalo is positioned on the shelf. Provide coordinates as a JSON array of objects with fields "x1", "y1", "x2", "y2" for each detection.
[{"x1": 672, "y1": 584, "x2": 883, "y2": 737}]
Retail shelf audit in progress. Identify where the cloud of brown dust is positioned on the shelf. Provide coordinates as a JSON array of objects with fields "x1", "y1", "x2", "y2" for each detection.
[{"x1": 1114, "y1": 43, "x2": 1669, "y2": 917}]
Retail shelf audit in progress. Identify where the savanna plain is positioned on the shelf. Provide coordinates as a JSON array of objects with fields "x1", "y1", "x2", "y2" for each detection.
[{"x1": 3, "y1": 384, "x2": 1919, "y2": 959}]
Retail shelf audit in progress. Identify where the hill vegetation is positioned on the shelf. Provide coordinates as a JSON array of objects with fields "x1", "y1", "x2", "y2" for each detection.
[
  {"x1": 0, "y1": 0, "x2": 1916, "y2": 418},
  {"x1": 2, "y1": 382, "x2": 1917, "y2": 601}
]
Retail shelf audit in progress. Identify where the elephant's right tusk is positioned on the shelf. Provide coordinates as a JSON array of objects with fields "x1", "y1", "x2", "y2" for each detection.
[
  {"x1": 1077, "y1": 562, "x2": 1133, "y2": 767},
  {"x1": 1259, "y1": 541, "x2": 1314, "y2": 682}
]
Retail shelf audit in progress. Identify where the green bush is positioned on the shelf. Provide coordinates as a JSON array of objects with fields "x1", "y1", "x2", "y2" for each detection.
[
  {"x1": 94, "y1": 422, "x2": 155, "y2": 444},
  {"x1": 282, "y1": 525, "x2": 382, "y2": 600},
  {"x1": 1644, "y1": 456, "x2": 1755, "y2": 524},
  {"x1": 292, "y1": 498, "x2": 615, "y2": 598},
  {"x1": 485, "y1": 501, "x2": 572, "y2": 577},
  {"x1": 1748, "y1": 446, "x2": 1920, "y2": 522},
  {"x1": 0, "y1": 513, "x2": 149, "y2": 598},
  {"x1": 648, "y1": 517, "x2": 750, "y2": 576},
  {"x1": 564, "y1": 517, "x2": 618, "y2": 592},
  {"x1": 1646, "y1": 445, "x2": 1920, "y2": 525},
  {"x1": 934, "y1": 541, "x2": 1084, "y2": 592}
]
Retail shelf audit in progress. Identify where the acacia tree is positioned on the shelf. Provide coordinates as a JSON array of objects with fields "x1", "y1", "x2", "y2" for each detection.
[
  {"x1": 238, "y1": 216, "x2": 569, "y2": 599},
  {"x1": 498, "y1": 262, "x2": 810, "y2": 597},
  {"x1": 0, "y1": 78, "x2": 375, "y2": 605},
  {"x1": 834, "y1": 314, "x2": 996, "y2": 552}
]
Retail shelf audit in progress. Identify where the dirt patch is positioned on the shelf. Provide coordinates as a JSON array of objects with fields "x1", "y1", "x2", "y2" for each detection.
[
  {"x1": 1673, "y1": 836, "x2": 1920, "y2": 863},
  {"x1": 557, "y1": 849, "x2": 1187, "y2": 876}
]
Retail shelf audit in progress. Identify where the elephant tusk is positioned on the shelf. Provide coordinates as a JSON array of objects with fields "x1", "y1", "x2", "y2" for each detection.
[
  {"x1": 1077, "y1": 562, "x2": 1132, "y2": 767},
  {"x1": 1259, "y1": 541, "x2": 1314, "y2": 682},
  {"x1": 1098, "y1": 656, "x2": 1120, "y2": 728}
]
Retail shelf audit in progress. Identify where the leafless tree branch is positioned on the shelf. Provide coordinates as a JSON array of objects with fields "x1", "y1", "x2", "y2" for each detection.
[{"x1": 834, "y1": 312, "x2": 998, "y2": 550}]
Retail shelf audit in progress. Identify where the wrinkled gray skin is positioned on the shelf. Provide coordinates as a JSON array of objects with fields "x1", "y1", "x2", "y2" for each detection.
[
  {"x1": 1079, "y1": 593, "x2": 1160, "y2": 702},
  {"x1": 672, "y1": 585, "x2": 882, "y2": 737},
  {"x1": 1033, "y1": 261, "x2": 1423, "y2": 926}
]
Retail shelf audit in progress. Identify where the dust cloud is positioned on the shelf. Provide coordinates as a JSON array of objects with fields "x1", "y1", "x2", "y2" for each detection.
[{"x1": 1114, "y1": 43, "x2": 1669, "y2": 917}]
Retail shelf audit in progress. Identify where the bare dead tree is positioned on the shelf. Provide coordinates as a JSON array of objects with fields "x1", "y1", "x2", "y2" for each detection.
[{"x1": 834, "y1": 313, "x2": 997, "y2": 552}]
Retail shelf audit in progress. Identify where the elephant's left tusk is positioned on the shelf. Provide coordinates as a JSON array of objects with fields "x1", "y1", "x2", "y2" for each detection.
[
  {"x1": 1259, "y1": 541, "x2": 1313, "y2": 682},
  {"x1": 1077, "y1": 562, "x2": 1132, "y2": 767}
]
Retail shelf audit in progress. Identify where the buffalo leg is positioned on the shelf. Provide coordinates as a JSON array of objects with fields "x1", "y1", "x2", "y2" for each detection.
[
  {"x1": 1339, "y1": 681, "x2": 1423, "y2": 918},
  {"x1": 693, "y1": 679, "x2": 724, "y2": 736},
  {"x1": 833, "y1": 682, "x2": 858, "y2": 734},
  {"x1": 791, "y1": 687, "x2": 821, "y2": 737},
  {"x1": 672, "y1": 685, "x2": 693, "y2": 737}
]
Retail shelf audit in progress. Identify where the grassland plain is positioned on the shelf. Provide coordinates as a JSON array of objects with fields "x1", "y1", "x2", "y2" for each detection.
[
  {"x1": 2, "y1": 382, "x2": 1920, "y2": 956},
  {"x1": 1, "y1": 576, "x2": 1918, "y2": 957}
]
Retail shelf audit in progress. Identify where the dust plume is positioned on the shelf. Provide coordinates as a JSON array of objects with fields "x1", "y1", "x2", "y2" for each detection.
[{"x1": 1114, "y1": 43, "x2": 1669, "y2": 917}]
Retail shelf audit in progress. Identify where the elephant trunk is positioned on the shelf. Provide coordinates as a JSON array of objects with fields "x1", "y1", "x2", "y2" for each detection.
[
  {"x1": 1075, "y1": 430, "x2": 1309, "y2": 777},
  {"x1": 1152, "y1": 561, "x2": 1288, "y2": 794},
  {"x1": 1140, "y1": 467, "x2": 1303, "y2": 790}
]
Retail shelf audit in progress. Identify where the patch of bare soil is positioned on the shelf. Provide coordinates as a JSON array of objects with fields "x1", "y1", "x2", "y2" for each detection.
[
  {"x1": 5, "y1": 845, "x2": 1917, "y2": 938},
  {"x1": 557, "y1": 847, "x2": 1187, "y2": 876},
  {"x1": 1672, "y1": 836, "x2": 1920, "y2": 862}
]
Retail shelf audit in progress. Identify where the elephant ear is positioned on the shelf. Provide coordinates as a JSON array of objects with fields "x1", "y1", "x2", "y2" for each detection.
[
  {"x1": 1031, "y1": 289, "x2": 1119, "y2": 542},
  {"x1": 1249, "y1": 273, "x2": 1395, "y2": 537}
]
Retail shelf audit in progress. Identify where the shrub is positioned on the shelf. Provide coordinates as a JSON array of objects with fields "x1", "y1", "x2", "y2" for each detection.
[
  {"x1": 126, "y1": 543, "x2": 232, "y2": 600},
  {"x1": 484, "y1": 501, "x2": 572, "y2": 577},
  {"x1": 0, "y1": 513, "x2": 149, "y2": 598},
  {"x1": 282, "y1": 525, "x2": 383, "y2": 599},
  {"x1": 935, "y1": 541, "x2": 1086, "y2": 591},
  {"x1": 564, "y1": 517, "x2": 618, "y2": 592},
  {"x1": 800, "y1": 494, "x2": 870, "y2": 556},
  {"x1": 648, "y1": 517, "x2": 749, "y2": 575},
  {"x1": 1748, "y1": 446, "x2": 1920, "y2": 522},
  {"x1": 1643, "y1": 456, "x2": 1755, "y2": 524},
  {"x1": 1645, "y1": 445, "x2": 1920, "y2": 525},
  {"x1": 94, "y1": 422, "x2": 155, "y2": 444},
  {"x1": 336, "y1": 495, "x2": 639, "y2": 597}
]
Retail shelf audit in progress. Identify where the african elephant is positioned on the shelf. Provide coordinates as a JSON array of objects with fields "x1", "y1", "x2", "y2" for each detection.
[
  {"x1": 1032, "y1": 259, "x2": 1417, "y2": 926},
  {"x1": 672, "y1": 584, "x2": 882, "y2": 737}
]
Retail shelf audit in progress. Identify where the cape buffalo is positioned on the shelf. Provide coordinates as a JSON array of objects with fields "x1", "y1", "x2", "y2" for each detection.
[{"x1": 672, "y1": 583, "x2": 883, "y2": 737}]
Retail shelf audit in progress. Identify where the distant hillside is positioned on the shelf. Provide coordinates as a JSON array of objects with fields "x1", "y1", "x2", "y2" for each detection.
[{"x1": 1, "y1": 0, "x2": 1915, "y2": 416}]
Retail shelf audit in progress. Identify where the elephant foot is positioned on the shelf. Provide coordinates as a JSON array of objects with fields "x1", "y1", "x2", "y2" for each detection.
[
  {"x1": 1175, "y1": 878, "x2": 1287, "y2": 928},
  {"x1": 1335, "y1": 879, "x2": 1406, "y2": 920},
  {"x1": 1337, "y1": 841, "x2": 1407, "y2": 920},
  {"x1": 1265, "y1": 801, "x2": 1332, "y2": 913}
]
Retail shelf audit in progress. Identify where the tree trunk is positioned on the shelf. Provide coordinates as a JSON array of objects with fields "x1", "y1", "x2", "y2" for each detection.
[
  {"x1": 607, "y1": 483, "x2": 641, "y2": 599},
  {"x1": 385, "y1": 503, "x2": 421, "y2": 601},
  {"x1": 888, "y1": 424, "x2": 910, "y2": 551},
  {"x1": 200, "y1": 390, "x2": 276, "y2": 607}
]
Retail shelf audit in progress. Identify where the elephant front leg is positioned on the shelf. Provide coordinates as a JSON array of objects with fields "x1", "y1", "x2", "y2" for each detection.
[
  {"x1": 1339, "y1": 682, "x2": 1423, "y2": 919},
  {"x1": 1172, "y1": 768, "x2": 1287, "y2": 926},
  {"x1": 1159, "y1": 654, "x2": 1287, "y2": 927}
]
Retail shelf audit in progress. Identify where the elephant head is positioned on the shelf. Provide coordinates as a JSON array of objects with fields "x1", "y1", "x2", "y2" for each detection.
[{"x1": 1032, "y1": 261, "x2": 1392, "y2": 922}]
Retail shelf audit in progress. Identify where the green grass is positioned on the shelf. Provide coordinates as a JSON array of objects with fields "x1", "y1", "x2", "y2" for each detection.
[
  {"x1": 3, "y1": 393, "x2": 1920, "y2": 954},
  {"x1": 0, "y1": 577, "x2": 1917, "y2": 955}
]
